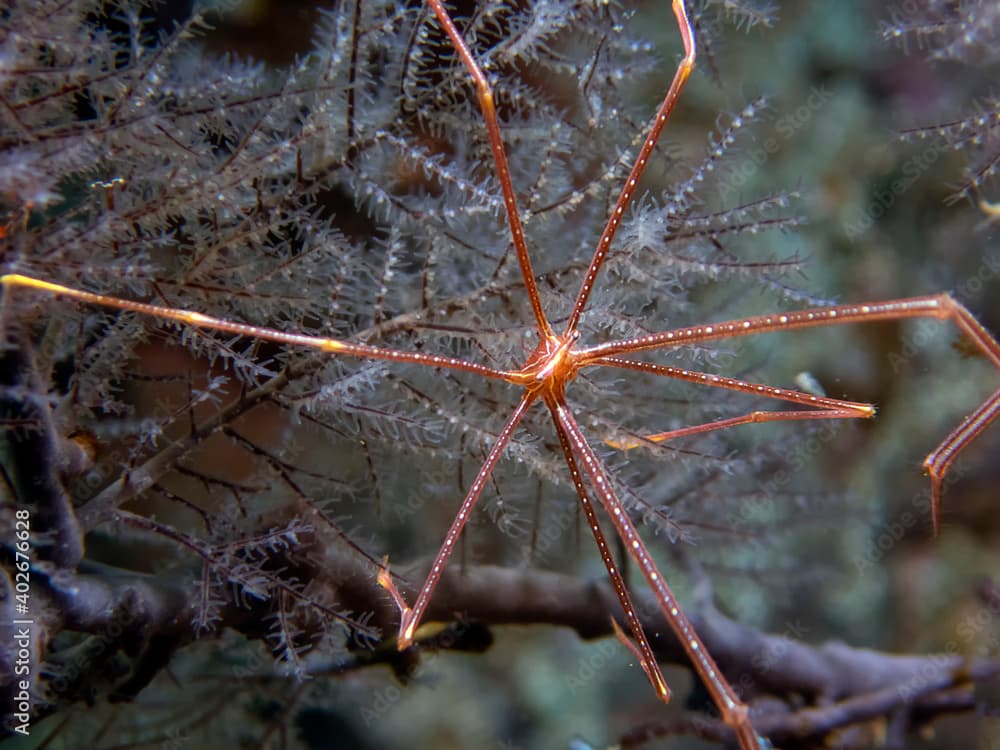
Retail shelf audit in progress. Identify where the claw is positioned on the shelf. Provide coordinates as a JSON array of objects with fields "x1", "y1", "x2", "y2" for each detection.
[
  {"x1": 376, "y1": 557, "x2": 417, "y2": 649},
  {"x1": 611, "y1": 617, "x2": 671, "y2": 702}
]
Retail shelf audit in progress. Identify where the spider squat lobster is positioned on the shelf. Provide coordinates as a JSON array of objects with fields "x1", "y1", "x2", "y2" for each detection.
[{"x1": 2, "y1": 1, "x2": 1000, "y2": 749}]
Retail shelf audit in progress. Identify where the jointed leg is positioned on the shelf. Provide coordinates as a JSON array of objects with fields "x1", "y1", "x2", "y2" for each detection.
[
  {"x1": 582, "y1": 294, "x2": 1000, "y2": 533},
  {"x1": 581, "y1": 295, "x2": 1000, "y2": 366},
  {"x1": 598, "y1": 356, "x2": 874, "y2": 448},
  {"x1": 378, "y1": 392, "x2": 537, "y2": 648},
  {"x1": 565, "y1": 0, "x2": 696, "y2": 333},
  {"x1": 548, "y1": 396, "x2": 671, "y2": 701},
  {"x1": 608, "y1": 408, "x2": 870, "y2": 450},
  {"x1": 923, "y1": 385, "x2": 1000, "y2": 534},
  {"x1": 0, "y1": 274, "x2": 513, "y2": 382},
  {"x1": 598, "y1": 357, "x2": 875, "y2": 416},
  {"x1": 549, "y1": 399, "x2": 766, "y2": 750},
  {"x1": 424, "y1": 0, "x2": 553, "y2": 338}
]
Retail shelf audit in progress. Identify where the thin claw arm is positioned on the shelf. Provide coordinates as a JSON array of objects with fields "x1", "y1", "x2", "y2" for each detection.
[
  {"x1": 608, "y1": 408, "x2": 873, "y2": 450},
  {"x1": 379, "y1": 391, "x2": 537, "y2": 649},
  {"x1": 920, "y1": 297, "x2": 1000, "y2": 533},
  {"x1": 548, "y1": 396, "x2": 670, "y2": 702},
  {"x1": 610, "y1": 618, "x2": 670, "y2": 702},
  {"x1": 580, "y1": 296, "x2": 953, "y2": 362},
  {"x1": 425, "y1": 0, "x2": 553, "y2": 338},
  {"x1": 950, "y1": 293, "x2": 1000, "y2": 369},
  {"x1": 565, "y1": 0, "x2": 695, "y2": 334},
  {"x1": 585, "y1": 293, "x2": 1000, "y2": 538},
  {"x1": 550, "y1": 400, "x2": 765, "y2": 750},
  {"x1": 0, "y1": 274, "x2": 512, "y2": 382},
  {"x1": 596, "y1": 356, "x2": 875, "y2": 417},
  {"x1": 923, "y1": 385, "x2": 1000, "y2": 536}
]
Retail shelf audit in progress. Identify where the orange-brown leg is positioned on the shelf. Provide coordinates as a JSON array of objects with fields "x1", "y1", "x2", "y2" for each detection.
[
  {"x1": 598, "y1": 357, "x2": 875, "y2": 448},
  {"x1": 0, "y1": 274, "x2": 513, "y2": 381},
  {"x1": 548, "y1": 395, "x2": 671, "y2": 702},
  {"x1": 377, "y1": 392, "x2": 537, "y2": 648},
  {"x1": 922, "y1": 385, "x2": 1000, "y2": 534},
  {"x1": 424, "y1": 0, "x2": 553, "y2": 338},
  {"x1": 582, "y1": 294, "x2": 1000, "y2": 533},
  {"x1": 564, "y1": 0, "x2": 696, "y2": 334},
  {"x1": 550, "y1": 399, "x2": 766, "y2": 750}
]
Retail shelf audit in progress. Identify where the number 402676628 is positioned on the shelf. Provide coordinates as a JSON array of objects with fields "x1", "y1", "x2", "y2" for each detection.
[{"x1": 2, "y1": 2, "x2": 998, "y2": 748}]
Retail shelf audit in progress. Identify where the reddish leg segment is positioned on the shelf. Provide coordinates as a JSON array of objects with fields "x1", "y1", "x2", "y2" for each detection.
[
  {"x1": 550, "y1": 400, "x2": 763, "y2": 749},
  {"x1": 584, "y1": 294, "x2": 1000, "y2": 534},
  {"x1": 424, "y1": 0, "x2": 553, "y2": 338},
  {"x1": 565, "y1": 0, "x2": 696, "y2": 335},
  {"x1": 0, "y1": 275, "x2": 512, "y2": 382},
  {"x1": 377, "y1": 392, "x2": 536, "y2": 648},
  {"x1": 548, "y1": 395, "x2": 671, "y2": 702}
]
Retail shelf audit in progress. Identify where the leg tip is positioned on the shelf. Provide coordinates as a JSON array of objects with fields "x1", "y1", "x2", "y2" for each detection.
[
  {"x1": 397, "y1": 614, "x2": 416, "y2": 651},
  {"x1": 922, "y1": 465, "x2": 944, "y2": 537}
]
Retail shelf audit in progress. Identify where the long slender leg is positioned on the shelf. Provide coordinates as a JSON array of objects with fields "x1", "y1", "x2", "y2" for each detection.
[
  {"x1": 599, "y1": 356, "x2": 873, "y2": 446},
  {"x1": 599, "y1": 356, "x2": 874, "y2": 447},
  {"x1": 378, "y1": 392, "x2": 537, "y2": 648},
  {"x1": 425, "y1": 0, "x2": 553, "y2": 339},
  {"x1": 922, "y1": 385, "x2": 1000, "y2": 534},
  {"x1": 608, "y1": 409, "x2": 870, "y2": 450},
  {"x1": 550, "y1": 399, "x2": 766, "y2": 750},
  {"x1": 0, "y1": 274, "x2": 513, "y2": 382},
  {"x1": 598, "y1": 357, "x2": 875, "y2": 416},
  {"x1": 564, "y1": 0, "x2": 695, "y2": 334},
  {"x1": 547, "y1": 395, "x2": 671, "y2": 701},
  {"x1": 581, "y1": 294, "x2": 1000, "y2": 533},
  {"x1": 580, "y1": 295, "x2": 995, "y2": 363}
]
